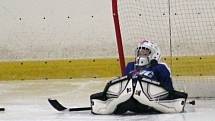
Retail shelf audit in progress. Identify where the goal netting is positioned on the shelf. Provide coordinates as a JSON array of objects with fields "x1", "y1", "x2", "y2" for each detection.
[{"x1": 112, "y1": 0, "x2": 215, "y2": 98}]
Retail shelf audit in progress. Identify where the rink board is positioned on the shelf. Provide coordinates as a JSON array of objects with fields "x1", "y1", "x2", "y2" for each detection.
[{"x1": 0, "y1": 55, "x2": 214, "y2": 80}]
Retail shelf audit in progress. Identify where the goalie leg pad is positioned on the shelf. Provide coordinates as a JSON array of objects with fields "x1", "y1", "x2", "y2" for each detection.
[
  {"x1": 91, "y1": 79, "x2": 133, "y2": 114},
  {"x1": 133, "y1": 80, "x2": 186, "y2": 113}
]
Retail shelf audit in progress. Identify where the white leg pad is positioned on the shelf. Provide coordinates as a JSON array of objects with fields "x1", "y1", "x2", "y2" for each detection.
[
  {"x1": 133, "y1": 81, "x2": 186, "y2": 113},
  {"x1": 91, "y1": 79, "x2": 133, "y2": 114}
]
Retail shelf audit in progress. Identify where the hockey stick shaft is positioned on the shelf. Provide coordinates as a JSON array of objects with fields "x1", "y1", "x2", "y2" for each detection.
[
  {"x1": 69, "y1": 107, "x2": 91, "y2": 111},
  {"x1": 48, "y1": 98, "x2": 91, "y2": 112}
]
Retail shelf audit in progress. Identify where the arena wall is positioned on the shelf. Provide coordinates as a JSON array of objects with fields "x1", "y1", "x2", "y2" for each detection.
[{"x1": 0, "y1": 0, "x2": 214, "y2": 80}]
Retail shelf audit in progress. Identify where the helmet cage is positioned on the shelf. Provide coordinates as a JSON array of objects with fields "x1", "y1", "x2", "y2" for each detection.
[{"x1": 135, "y1": 41, "x2": 161, "y2": 66}]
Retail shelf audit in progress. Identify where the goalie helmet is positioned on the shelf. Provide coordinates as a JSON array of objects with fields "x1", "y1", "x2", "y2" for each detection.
[{"x1": 135, "y1": 40, "x2": 161, "y2": 66}]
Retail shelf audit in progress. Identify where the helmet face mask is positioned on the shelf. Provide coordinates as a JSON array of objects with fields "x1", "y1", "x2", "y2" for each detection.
[
  {"x1": 137, "y1": 48, "x2": 151, "y2": 57},
  {"x1": 135, "y1": 40, "x2": 161, "y2": 67}
]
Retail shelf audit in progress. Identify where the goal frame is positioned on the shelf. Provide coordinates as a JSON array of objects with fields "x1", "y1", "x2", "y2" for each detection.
[{"x1": 112, "y1": 0, "x2": 125, "y2": 76}]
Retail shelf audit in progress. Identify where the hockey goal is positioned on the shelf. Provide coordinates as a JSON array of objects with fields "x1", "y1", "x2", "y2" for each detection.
[{"x1": 112, "y1": 0, "x2": 215, "y2": 98}]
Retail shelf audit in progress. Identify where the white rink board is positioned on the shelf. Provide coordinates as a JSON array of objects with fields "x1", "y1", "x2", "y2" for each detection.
[
  {"x1": 0, "y1": 0, "x2": 116, "y2": 60},
  {"x1": 0, "y1": 79, "x2": 215, "y2": 121},
  {"x1": 0, "y1": 0, "x2": 214, "y2": 60}
]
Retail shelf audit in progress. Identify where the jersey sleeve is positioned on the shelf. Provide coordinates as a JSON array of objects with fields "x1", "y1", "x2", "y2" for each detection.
[{"x1": 156, "y1": 64, "x2": 174, "y2": 91}]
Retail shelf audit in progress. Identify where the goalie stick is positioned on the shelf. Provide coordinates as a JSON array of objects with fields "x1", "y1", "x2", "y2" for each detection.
[
  {"x1": 0, "y1": 108, "x2": 5, "y2": 111},
  {"x1": 48, "y1": 98, "x2": 91, "y2": 112}
]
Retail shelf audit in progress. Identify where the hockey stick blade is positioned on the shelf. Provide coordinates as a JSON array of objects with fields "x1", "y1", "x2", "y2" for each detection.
[
  {"x1": 48, "y1": 98, "x2": 91, "y2": 112},
  {"x1": 0, "y1": 108, "x2": 5, "y2": 111},
  {"x1": 48, "y1": 98, "x2": 67, "y2": 111}
]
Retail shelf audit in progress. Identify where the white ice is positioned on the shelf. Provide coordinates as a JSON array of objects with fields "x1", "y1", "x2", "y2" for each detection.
[{"x1": 0, "y1": 79, "x2": 215, "y2": 121}]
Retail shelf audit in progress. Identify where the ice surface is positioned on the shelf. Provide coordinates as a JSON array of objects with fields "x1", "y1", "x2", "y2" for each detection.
[{"x1": 0, "y1": 79, "x2": 215, "y2": 121}]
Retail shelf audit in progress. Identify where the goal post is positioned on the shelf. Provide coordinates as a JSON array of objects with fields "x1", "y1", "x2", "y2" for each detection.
[
  {"x1": 112, "y1": 0, "x2": 126, "y2": 76},
  {"x1": 112, "y1": 0, "x2": 215, "y2": 97}
]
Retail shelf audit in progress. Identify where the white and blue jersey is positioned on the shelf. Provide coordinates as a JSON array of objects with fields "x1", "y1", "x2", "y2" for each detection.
[{"x1": 124, "y1": 61, "x2": 174, "y2": 91}]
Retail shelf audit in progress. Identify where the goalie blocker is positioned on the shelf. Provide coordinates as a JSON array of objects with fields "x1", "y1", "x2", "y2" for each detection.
[{"x1": 90, "y1": 76, "x2": 187, "y2": 114}]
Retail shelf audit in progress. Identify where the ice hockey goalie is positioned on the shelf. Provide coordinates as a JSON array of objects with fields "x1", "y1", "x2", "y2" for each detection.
[{"x1": 90, "y1": 40, "x2": 188, "y2": 114}]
